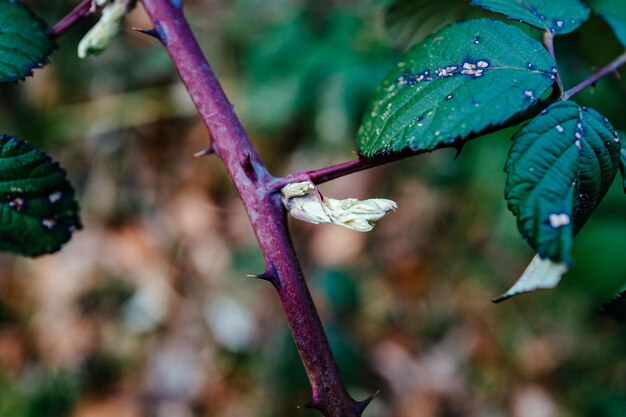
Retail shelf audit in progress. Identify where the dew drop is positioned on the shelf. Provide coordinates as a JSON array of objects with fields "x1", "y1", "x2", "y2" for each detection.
[
  {"x1": 473, "y1": 36, "x2": 480, "y2": 44},
  {"x1": 549, "y1": 213, "x2": 570, "y2": 228},
  {"x1": 555, "y1": 125, "x2": 564, "y2": 133},
  {"x1": 49, "y1": 191, "x2": 62, "y2": 203},
  {"x1": 42, "y1": 218, "x2": 56, "y2": 229},
  {"x1": 446, "y1": 94, "x2": 454, "y2": 100}
]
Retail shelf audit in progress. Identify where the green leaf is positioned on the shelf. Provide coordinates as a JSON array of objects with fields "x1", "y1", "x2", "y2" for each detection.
[
  {"x1": 588, "y1": 0, "x2": 626, "y2": 47},
  {"x1": 0, "y1": 135, "x2": 81, "y2": 256},
  {"x1": 357, "y1": 19, "x2": 556, "y2": 157},
  {"x1": 0, "y1": 0, "x2": 56, "y2": 83},
  {"x1": 470, "y1": 0, "x2": 590, "y2": 35},
  {"x1": 505, "y1": 101, "x2": 621, "y2": 265}
]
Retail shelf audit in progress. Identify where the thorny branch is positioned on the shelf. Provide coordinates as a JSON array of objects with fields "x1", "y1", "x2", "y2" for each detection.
[{"x1": 133, "y1": 0, "x2": 372, "y2": 415}]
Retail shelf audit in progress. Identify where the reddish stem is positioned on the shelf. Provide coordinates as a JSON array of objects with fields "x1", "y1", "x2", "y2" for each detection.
[
  {"x1": 138, "y1": 1, "x2": 367, "y2": 415},
  {"x1": 564, "y1": 51, "x2": 626, "y2": 100},
  {"x1": 273, "y1": 150, "x2": 413, "y2": 190},
  {"x1": 52, "y1": 0, "x2": 93, "y2": 37}
]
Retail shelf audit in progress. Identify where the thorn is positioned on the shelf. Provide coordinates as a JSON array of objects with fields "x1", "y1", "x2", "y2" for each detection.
[
  {"x1": 355, "y1": 390, "x2": 380, "y2": 414},
  {"x1": 133, "y1": 27, "x2": 161, "y2": 40},
  {"x1": 246, "y1": 272, "x2": 272, "y2": 281},
  {"x1": 193, "y1": 145, "x2": 215, "y2": 157}
]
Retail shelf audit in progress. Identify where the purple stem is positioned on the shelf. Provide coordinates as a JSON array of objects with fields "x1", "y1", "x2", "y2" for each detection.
[
  {"x1": 564, "y1": 51, "x2": 626, "y2": 100},
  {"x1": 52, "y1": 0, "x2": 93, "y2": 37},
  {"x1": 273, "y1": 151, "x2": 413, "y2": 190},
  {"x1": 138, "y1": 1, "x2": 368, "y2": 415}
]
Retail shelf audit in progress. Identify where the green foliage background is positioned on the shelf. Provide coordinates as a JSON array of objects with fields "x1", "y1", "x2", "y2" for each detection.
[{"x1": 0, "y1": 1, "x2": 624, "y2": 416}]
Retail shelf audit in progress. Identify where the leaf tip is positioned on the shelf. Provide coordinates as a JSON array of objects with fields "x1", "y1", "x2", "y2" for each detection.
[{"x1": 493, "y1": 254, "x2": 567, "y2": 303}]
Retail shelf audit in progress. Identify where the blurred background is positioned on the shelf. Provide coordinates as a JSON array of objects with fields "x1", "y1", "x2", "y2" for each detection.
[{"x1": 0, "y1": 0, "x2": 625, "y2": 416}]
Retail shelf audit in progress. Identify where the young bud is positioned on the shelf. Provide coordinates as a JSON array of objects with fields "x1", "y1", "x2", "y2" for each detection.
[
  {"x1": 281, "y1": 181, "x2": 397, "y2": 232},
  {"x1": 78, "y1": 0, "x2": 129, "y2": 59},
  {"x1": 281, "y1": 181, "x2": 315, "y2": 199}
]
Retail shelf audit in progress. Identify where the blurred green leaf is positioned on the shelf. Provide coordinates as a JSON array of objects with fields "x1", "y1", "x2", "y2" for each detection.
[
  {"x1": 588, "y1": 0, "x2": 626, "y2": 47},
  {"x1": 357, "y1": 19, "x2": 555, "y2": 157},
  {"x1": 600, "y1": 290, "x2": 626, "y2": 322},
  {"x1": 26, "y1": 371, "x2": 77, "y2": 417},
  {"x1": 0, "y1": 370, "x2": 76, "y2": 417},
  {"x1": 505, "y1": 101, "x2": 621, "y2": 264},
  {"x1": 470, "y1": 0, "x2": 590, "y2": 35},
  {"x1": 239, "y1": 9, "x2": 395, "y2": 144},
  {"x1": 0, "y1": 375, "x2": 27, "y2": 417},
  {"x1": 0, "y1": 0, "x2": 55, "y2": 83},
  {"x1": 316, "y1": 269, "x2": 359, "y2": 316},
  {"x1": 0, "y1": 135, "x2": 81, "y2": 257},
  {"x1": 384, "y1": 0, "x2": 483, "y2": 49}
]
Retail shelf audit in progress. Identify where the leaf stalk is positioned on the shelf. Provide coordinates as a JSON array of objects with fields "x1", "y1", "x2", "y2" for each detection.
[{"x1": 52, "y1": 0, "x2": 94, "y2": 37}]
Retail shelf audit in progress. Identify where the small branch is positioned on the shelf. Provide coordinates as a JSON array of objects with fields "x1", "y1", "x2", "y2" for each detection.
[
  {"x1": 564, "y1": 50, "x2": 626, "y2": 100},
  {"x1": 274, "y1": 151, "x2": 413, "y2": 190},
  {"x1": 272, "y1": 95, "x2": 557, "y2": 191},
  {"x1": 543, "y1": 31, "x2": 564, "y2": 96},
  {"x1": 52, "y1": 0, "x2": 93, "y2": 37}
]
